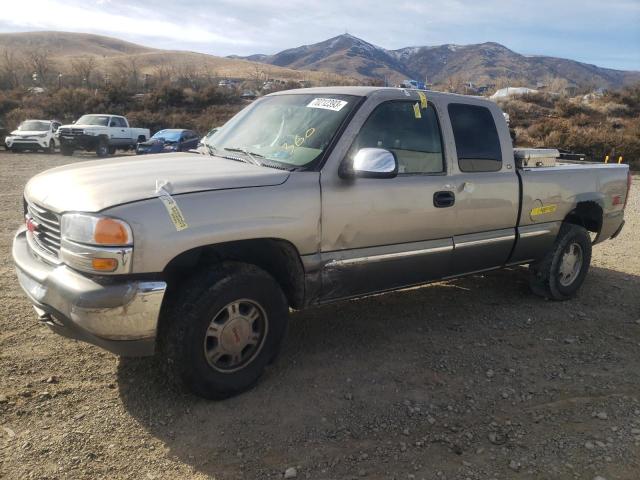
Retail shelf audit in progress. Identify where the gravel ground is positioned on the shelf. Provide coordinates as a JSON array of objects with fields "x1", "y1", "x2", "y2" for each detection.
[{"x1": 0, "y1": 150, "x2": 639, "y2": 480}]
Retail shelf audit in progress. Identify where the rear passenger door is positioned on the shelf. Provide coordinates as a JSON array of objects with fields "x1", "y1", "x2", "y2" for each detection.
[
  {"x1": 110, "y1": 117, "x2": 130, "y2": 145},
  {"x1": 446, "y1": 102, "x2": 519, "y2": 275}
]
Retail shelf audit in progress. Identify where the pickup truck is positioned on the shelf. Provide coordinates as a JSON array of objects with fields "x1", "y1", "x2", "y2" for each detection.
[
  {"x1": 56, "y1": 114, "x2": 150, "y2": 157},
  {"x1": 13, "y1": 87, "x2": 630, "y2": 399}
]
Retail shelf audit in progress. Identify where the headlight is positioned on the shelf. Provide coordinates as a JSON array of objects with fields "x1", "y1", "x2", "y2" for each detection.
[
  {"x1": 34, "y1": 133, "x2": 47, "y2": 138},
  {"x1": 61, "y1": 213, "x2": 132, "y2": 246},
  {"x1": 60, "y1": 213, "x2": 133, "y2": 274}
]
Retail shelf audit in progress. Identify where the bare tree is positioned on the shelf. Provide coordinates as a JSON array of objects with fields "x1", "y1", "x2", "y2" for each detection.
[
  {"x1": 249, "y1": 64, "x2": 265, "y2": 88},
  {"x1": 28, "y1": 50, "x2": 53, "y2": 86},
  {"x1": 0, "y1": 48, "x2": 24, "y2": 88},
  {"x1": 71, "y1": 56, "x2": 97, "y2": 87},
  {"x1": 153, "y1": 64, "x2": 173, "y2": 85}
]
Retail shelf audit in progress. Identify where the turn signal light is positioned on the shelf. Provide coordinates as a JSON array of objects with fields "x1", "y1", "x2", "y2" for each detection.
[
  {"x1": 91, "y1": 258, "x2": 118, "y2": 272},
  {"x1": 94, "y1": 218, "x2": 130, "y2": 245}
]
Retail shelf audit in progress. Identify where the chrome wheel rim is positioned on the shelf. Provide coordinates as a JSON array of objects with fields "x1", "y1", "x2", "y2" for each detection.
[
  {"x1": 203, "y1": 299, "x2": 268, "y2": 373},
  {"x1": 558, "y1": 242, "x2": 583, "y2": 287}
]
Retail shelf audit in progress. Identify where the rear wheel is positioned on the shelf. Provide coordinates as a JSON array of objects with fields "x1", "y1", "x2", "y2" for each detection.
[
  {"x1": 160, "y1": 262, "x2": 289, "y2": 399},
  {"x1": 529, "y1": 223, "x2": 592, "y2": 300}
]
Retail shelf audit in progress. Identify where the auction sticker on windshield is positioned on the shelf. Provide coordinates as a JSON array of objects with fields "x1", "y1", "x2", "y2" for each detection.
[{"x1": 306, "y1": 98, "x2": 348, "y2": 111}]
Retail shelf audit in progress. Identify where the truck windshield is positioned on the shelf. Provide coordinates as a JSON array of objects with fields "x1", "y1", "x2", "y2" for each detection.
[
  {"x1": 19, "y1": 121, "x2": 50, "y2": 131},
  {"x1": 205, "y1": 94, "x2": 357, "y2": 168},
  {"x1": 76, "y1": 115, "x2": 110, "y2": 126}
]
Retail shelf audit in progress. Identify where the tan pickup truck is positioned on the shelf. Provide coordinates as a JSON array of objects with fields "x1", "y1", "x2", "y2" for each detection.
[{"x1": 13, "y1": 87, "x2": 631, "y2": 399}]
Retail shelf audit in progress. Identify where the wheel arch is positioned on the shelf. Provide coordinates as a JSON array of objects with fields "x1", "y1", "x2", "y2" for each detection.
[
  {"x1": 563, "y1": 200, "x2": 603, "y2": 235},
  {"x1": 162, "y1": 238, "x2": 306, "y2": 310}
]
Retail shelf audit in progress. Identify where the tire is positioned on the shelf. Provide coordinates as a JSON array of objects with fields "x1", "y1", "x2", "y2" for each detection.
[
  {"x1": 47, "y1": 139, "x2": 55, "y2": 154},
  {"x1": 108, "y1": 145, "x2": 117, "y2": 155},
  {"x1": 528, "y1": 223, "x2": 592, "y2": 300},
  {"x1": 159, "y1": 262, "x2": 289, "y2": 399},
  {"x1": 96, "y1": 138, "x2": 109, "y2": 157},
  {"x1": 61, "y1": 145, "x2": 74, "y2": 156}
]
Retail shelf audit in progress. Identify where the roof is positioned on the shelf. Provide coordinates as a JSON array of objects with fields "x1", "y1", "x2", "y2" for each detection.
[
  {"x1": 269, "y1": 86, "x2": 386, "y2": 96},
  {"x1": 269, "y1": 86, "x2": 487, "y2": 104}
]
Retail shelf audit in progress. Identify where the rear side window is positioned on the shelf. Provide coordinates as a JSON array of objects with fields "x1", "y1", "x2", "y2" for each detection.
[
  {"x1": 111, "y1": 117, "x2": 127, "y2": 127},
  {"x1": 350, "y1": 101, "x2": 444, "y2": 174},
  {"x1": 448, "y1": 104, "x2": 502, "y2": 172}
]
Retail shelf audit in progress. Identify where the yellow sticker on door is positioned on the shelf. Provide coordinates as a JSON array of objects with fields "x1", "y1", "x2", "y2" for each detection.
[{"x1": 530, "y1": 204, "x2": 557, "y2": 216}]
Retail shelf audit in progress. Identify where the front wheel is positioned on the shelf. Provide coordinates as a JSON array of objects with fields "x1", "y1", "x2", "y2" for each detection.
[
  {"x1": 160, "y1": 262, "x2": 289, "y2": 399},
  {"x1": 529, "y1": 223, "x2": 592, "y2": 300},
  {"x1": 96, "y1": 139, "x2": 109, "y2": 157},
  {"x1": 61, "y1": 144, "x2": 73, "y2": 156},
  {"x1": 47, "y1": 139, "x2": 55, "y2": 154}
]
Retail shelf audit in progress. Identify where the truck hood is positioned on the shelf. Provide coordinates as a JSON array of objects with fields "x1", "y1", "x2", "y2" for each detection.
[
  {"x1": 24, "y1": 152, "x2": 290, "y2": 213},
  {"x1": 10, "y1": 130, "x2": 47, "y2": 136},
  {"x1": 59, "y1": 123, "x2": 102, "y2": 129}
]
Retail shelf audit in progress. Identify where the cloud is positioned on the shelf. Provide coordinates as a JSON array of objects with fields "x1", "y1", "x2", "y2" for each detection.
[
  {"x1": 1, "y1": 0, "x2": 638, "y2": 70},
  {"x1": 1, "y1": 0, "x2": 257, "y2": 46}
]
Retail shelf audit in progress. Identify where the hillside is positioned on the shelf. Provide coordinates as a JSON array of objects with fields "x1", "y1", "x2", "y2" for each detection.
[
  {"x1": 0, "y1": 31, "x2": 354, "y2": 85},
  {"x1": 238, "y1": 34, "x2": 640, "y2": 88},
  {"x1": 0, "y1": 31, "x2": 155, "y2": 57}
]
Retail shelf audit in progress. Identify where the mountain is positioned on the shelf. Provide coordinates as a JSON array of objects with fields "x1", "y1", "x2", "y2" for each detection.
[
  {"x1": 0, "y1": 31, "x2": 351, "y2": 84},
  {"x1": 236, "y1": 34, "x2": 640, "y2": 88}
]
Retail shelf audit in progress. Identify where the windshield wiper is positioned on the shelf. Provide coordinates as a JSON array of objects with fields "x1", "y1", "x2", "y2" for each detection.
[{"x1": 223, "y1": 147, "x2": 263, "y2": 166}]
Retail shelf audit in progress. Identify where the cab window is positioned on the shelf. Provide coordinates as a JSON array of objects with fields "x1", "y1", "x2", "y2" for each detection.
[
  {"x1": 110, "y1": 117, "x2": 127, "y2": 128},
  {"x1": 448, "y1": 103, "x2": 502, "y2": 172},
  {"x1": 349, "y1": 101, "x2": 445, "y2": 174}
]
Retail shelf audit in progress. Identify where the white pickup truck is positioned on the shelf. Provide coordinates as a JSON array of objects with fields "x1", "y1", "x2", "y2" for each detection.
[{"x1": 57, "y1": 114, "x2": 150, "y2": 157}]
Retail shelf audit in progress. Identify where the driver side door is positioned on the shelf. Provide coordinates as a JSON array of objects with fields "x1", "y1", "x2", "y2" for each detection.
[{"x1": 319, "y1": 99, "x2": 456, "y2": 301}]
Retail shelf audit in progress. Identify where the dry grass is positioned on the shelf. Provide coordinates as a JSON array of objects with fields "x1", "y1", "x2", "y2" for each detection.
[{"x1": 499, "y1": 85, "x2": 640, "y2": 169}]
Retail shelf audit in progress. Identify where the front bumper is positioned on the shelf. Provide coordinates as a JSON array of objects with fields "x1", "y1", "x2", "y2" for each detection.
[
  {"x1": 58, "y1": 134, "x2": 99, "y2": 150},
  {"x1": 6, "y1": 138, "x2": 49, "y2": 149},
  {"x1": 12, "y1": 229, "x2": 166, "y2": 356}
]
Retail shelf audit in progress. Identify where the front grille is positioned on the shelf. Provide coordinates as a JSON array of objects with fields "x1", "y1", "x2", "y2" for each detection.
[
  {"x1": 58, "y1": 128, "x2": 84, "y2": 135},
  {"x1": 26, "y1": 201, "x2": 61, "y2": 259}
]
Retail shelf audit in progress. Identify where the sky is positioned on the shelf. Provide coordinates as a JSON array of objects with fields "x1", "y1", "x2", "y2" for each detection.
[{"x1": 1, "y1": 0, "x2": 639, "y2": 71}]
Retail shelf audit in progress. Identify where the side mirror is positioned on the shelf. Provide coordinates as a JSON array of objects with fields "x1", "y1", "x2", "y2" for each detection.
[{"x1": 342, "y1": 148, "x2": 398, "y2": 179}]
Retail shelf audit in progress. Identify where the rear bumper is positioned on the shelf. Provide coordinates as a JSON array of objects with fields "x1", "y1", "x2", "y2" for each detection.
[
  {"x1": 595, "y1": 211, "x2": 625, "y2": 244},
  {"x1": 12, "y1": 229, "x2": 166, "y2": 356},
  {"x1": 609, "y1": 219, "x2": 625, "y2": 240}
]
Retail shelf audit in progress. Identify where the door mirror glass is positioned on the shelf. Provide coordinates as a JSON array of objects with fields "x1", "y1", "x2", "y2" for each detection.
[{"x1": 347, "y1": 148, "x2": 398, "y2": 179}]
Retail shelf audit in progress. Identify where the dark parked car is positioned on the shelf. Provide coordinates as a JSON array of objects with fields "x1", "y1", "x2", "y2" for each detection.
[{"x1": 136, "y1": 129, "x2": 199, "y2": 155}]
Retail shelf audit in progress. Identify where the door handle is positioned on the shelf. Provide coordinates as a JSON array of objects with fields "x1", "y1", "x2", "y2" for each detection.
[{"x1": 434, "y1": 191, "x2": 455, "y2": 208}]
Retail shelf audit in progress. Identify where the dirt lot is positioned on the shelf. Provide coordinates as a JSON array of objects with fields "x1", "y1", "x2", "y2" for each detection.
[{"x1": 0, "y1": 150, "x2": 639, "y2": 480}]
